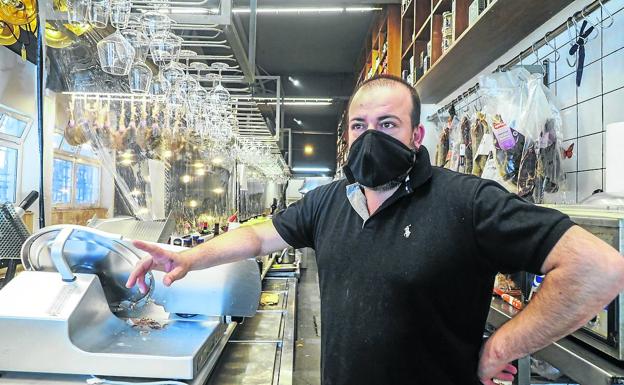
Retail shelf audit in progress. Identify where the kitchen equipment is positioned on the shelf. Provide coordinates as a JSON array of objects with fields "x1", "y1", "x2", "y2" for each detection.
[
  {"x1": 0, "y1": 224, "x2": 261, "y2": 379},
  {"x1": 539, "y1": 205, "x2": 624, "y2": 360},
  {"x1": 0, "y1": 191, "x2": 38, "y2": 287}
]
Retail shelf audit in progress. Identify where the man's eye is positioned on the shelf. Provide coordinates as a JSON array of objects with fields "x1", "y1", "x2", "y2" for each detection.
[
  {"x1": 381, "y1": 122, "x2": 396, "y2": 129},
  {"x1": 351, "y1": 124, "x2": 364, "y2": 130}
]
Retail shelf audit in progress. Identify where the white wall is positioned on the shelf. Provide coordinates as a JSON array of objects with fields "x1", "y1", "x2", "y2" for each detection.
[{"x1": 0, "y1": 47, "x2": 41, "y2": 228}]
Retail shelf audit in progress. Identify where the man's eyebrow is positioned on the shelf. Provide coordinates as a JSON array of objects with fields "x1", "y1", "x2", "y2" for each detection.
[
  {"x1": 349, "y1": 117, "x2": 365, "y2": 123},
  {"x1": 378, "y1": 115, "x2": 402, "y2": 122}
]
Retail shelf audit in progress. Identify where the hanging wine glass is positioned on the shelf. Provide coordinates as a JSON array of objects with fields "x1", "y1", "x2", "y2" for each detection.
[
  {"x1": 66, "y1": 0, "x2": 90, "y2": 26},
  {"x1": 149, "y1": 31, "x2": 182, "y2": 68},
  {"x1": 173, "y1": 74, "x2": 198, "y2": 98},
  {"x1": 97, "y1": 30, "x2": 135, "y2": 75},
  {"x1": 120, "y1": 29, "x2": 149, "y2": 62},
  {"x1": 150, "y1": 72, "x2": 169, "y2": 97},
  {"x1": 187, "y1": 85, "x2": 207, "y2": 116},
  {"x1": 140, "y1": 11, "x2": 171, "y2": 38},
  {"x1": 161, "y1": 62, "x2": 185, "y2": 85},
  {"x1": 88, "y1": 0, "x2": 108, "y2": 28},
  {"x1": 109, "y1": 0, "x2": 131, "y2": 29},
  {"x1": 208, "y1": 62, "x2": 231, "y2": 113},
  {"x1": 128, "y1": 61, "x2": 152, "y2": 93}
]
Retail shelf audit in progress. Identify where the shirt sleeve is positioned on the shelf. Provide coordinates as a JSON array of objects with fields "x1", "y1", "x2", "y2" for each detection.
[
  {"x1": 271, "y1": 187, "x2": 320, "y2": 249},
  {"x1": 471, "y1": 179, "x2": 575, "y2": 274}
]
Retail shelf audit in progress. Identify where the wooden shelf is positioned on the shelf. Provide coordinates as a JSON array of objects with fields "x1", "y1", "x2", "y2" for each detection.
[
  {"x1": 411, "y1": 0, "x2": 575, "y2": 103},
  {"x1": 432, "y1": 0, "x2": 452, "y2": 15},
  {"x1": 401, "y1": 0, "x2": 415, "y2": 19},
  {"x1": 402, "y1": 40, "x2": 415, "y2": 60},
  {"x1": 415, "y1": 14, "x2": 431, "y2": 41}
]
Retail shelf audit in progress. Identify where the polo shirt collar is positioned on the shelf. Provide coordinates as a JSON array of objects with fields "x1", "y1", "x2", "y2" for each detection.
[{"x1": 344, "y1": 146, "x2": 433, "y2": 223}]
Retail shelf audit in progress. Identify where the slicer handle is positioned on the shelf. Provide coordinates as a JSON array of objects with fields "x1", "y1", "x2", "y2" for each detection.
[{"x1": 50, "y1": 227, "x2": 76, "y2": 282}]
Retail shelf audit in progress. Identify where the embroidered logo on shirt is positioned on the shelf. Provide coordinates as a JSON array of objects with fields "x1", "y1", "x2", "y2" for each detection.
[{"x1": 403, "y1": 225, "x2": 412, "y2": 238}]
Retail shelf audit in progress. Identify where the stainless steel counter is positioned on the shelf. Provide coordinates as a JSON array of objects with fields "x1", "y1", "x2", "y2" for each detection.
[
  {"x1": 206, "y1": 277, "x2": 297, "y2": 385},
  {"x1": 488, "y1": 298, "x2": 624, "y2": 385}
]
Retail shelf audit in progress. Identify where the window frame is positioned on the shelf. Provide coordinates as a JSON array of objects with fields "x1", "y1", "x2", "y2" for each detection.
[
  {"x1": 0, "y1": 140, "x2": 21, "y2": 204},
  {"x1": 52, "y1": 135, "x2": 102, "y2": 209},
  {"x1": 0, "y1": 104, "x2": 32, "y2": 146}
]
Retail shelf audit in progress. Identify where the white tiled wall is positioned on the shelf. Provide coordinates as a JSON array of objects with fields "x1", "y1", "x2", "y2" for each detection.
[
  {"x1": 538, "y1": 3, "x2": 624, "y2": 202},
  {"x1": 441, "y1": 0, "x2": 624, "y2": 203}
]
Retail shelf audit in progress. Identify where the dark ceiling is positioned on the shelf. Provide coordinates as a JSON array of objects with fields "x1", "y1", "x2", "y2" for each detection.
[{"x1": 234, "y1": 0, "x2": 399, "y2": 176}]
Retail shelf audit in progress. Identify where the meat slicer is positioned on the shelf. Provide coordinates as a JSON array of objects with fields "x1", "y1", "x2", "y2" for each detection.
[{"x1": 0, "y1": 225, "x2": 261, "y2": 380}]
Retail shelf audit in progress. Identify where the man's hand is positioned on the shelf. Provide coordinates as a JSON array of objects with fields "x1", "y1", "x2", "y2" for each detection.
[
  {"x1": 478, "y1": 337, "x2": 517, "y2": 385},
  {"x1": 126, "y1": 240, "x2": 193, "y2": 293}
]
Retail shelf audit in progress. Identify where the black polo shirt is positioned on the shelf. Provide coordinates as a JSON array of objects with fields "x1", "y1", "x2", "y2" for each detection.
[{"x1": 272, "y1": 146, "x2": 574, "y2": 385}]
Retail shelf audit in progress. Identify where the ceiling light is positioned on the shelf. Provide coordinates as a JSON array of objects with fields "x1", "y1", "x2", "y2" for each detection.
[
  {"x1": 345, "y1": 7, "x2": 383, "y2": 12},
  {"x1": 212, "y1": 187, "x2": 225, "y2": 194},
  {"x1": 193, "y1": 162, "x2": 204, "y2": 168},
  {"x1": 195, "y1": 168, "x2": 206, "y2": 176},
  {"x1": 292, "y1": 167, "x2": 331, "y2": 173},
  {"x1": 288, "y1": 76, "x2": 301, "y2": 87},
  {"x1": 304, "y1": 145, "x2": 314, "y2": 156},
  {"x1": 293, "y1": 118, "x2": 303, "y2": 126},
  {"x1": 232, "y1": 6, "x2": 382, "y2": 14},
  {"x1": 250, "y1": 97, "x2": 333, "y2": 107},
  {"x1": 189, "y1": 200, "x2": 198, "y2": 208},
  {"x1": 181, "y1": 175, "x2": 192, "y2": 184},
  {"x1": 120, "y1": 158, "x2": 133, "y2": 166}
]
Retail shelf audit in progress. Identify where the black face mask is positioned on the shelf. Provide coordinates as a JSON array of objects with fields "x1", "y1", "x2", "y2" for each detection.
[{"x1": 343, "y1": 130, "x2": 417, "y2": 190}]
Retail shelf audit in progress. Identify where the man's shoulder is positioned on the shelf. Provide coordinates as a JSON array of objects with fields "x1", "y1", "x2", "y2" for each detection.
[
  {"x1": 430, "y1": 166, "x2": 484, "y2": 190},
  {"x1": 307, "y1": 179, "x2": 348, "y2": 199}
]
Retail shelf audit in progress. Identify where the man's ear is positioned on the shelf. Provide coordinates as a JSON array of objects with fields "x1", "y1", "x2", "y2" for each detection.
[{"x1": 413, "y1": 123, "x2": 425, "y2": 148}]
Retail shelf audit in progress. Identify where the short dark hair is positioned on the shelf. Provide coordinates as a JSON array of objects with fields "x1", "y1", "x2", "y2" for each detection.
[{"x1": 347, "y1": 74, "x2": 422, "y2": 128}]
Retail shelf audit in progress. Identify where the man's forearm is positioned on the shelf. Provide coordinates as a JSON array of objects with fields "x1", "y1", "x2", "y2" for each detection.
[
  {"x1": 488, "y1": 226, "x2": 624, "y2": 363},
  {"x1": 179, "y1": 221, "x2": 288, "y2": 270}
]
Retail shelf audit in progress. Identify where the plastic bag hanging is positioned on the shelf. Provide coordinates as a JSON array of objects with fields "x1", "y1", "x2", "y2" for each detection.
[{"x1": 479, "y1": 67, "x2": 566, "y2": 202}]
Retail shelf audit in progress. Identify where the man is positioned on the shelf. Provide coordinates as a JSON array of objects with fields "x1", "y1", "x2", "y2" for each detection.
[{"x1": 127, "y1": 75, "x2": 624, "y2": 385}]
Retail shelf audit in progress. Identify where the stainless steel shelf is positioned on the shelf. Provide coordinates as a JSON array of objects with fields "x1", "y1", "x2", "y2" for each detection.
[{"x1": 488, "y1": 298, "x2": 624, "y2": 385}]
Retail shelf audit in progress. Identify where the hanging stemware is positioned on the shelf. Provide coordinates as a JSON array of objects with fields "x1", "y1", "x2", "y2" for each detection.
[
  {"x1": 140, "y1": 10, "x2": 171, "y2": 38},
  {"x1": 88, "y1": 0, "x2": 109, "y2": 28},
  {"x1": 208, "y1": 62, "x2": 231, "y2": 112},
  {"x1": 121, "y1": 28, "x2": 149, "y2": 62},
  {"x1": 97, "y1": 30, "x2": 135, "y2": 75},
  {"x1": 109, "y1": 0, "x2": 131, "y2": 29},
  {"x1": 128, "y1": 61, "x2": 152, "y2": 93},
  {"x1": 149, "y1": 31, "x2": 182, "y2": 68}
]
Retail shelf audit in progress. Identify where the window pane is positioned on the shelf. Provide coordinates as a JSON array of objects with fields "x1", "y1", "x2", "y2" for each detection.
[
  {"x1": 52, "y1": 133, "x2": 64, "y2": 149},
  {"x1": 60, "y1": 137, "x2": 78, "y2": 153},
  {"x1": 0, "y1": 146, "x2": 18, "y2": 202},
  {"x1": 76, "y1": 164, "x2": 100, "y2": 205},
  {"x1": 0, "y1": 113, "x2": 28, "y2": 138},
  {"x1": 79, "y1": 142, "x2": 98, "y2": 159},
  {"x1": 53, "y1": 158, "x2": 72, "y2": 204}
]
